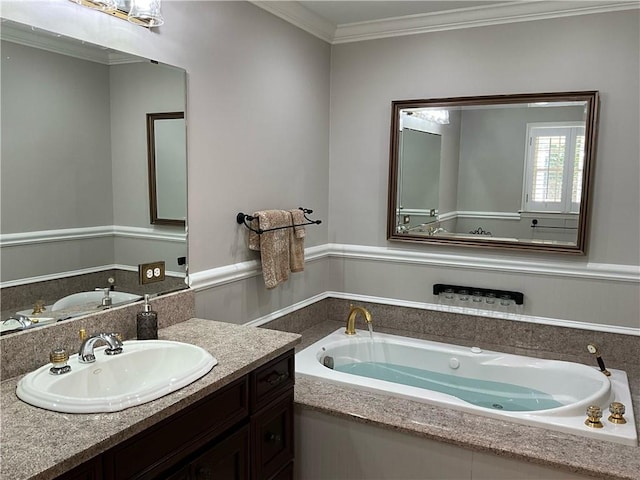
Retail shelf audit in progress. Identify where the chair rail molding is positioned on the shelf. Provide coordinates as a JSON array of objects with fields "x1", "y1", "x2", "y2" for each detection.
[{"x1": 189, "y1": 242, "x2": 639, "y2": 292}]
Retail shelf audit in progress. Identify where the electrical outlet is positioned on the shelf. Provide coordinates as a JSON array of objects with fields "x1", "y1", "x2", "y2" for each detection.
[{"x1": 138, "y1": 261, "x2": 165, "y2": 284}]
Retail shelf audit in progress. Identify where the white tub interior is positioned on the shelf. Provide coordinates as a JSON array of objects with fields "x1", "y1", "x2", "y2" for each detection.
[{"x1": 295, "y1": 328, "x2": 637, "y2": 446}]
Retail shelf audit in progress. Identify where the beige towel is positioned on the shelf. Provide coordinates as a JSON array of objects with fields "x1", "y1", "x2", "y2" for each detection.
[
  {"x1": 248, "y1": 210, "x2": 291, "y2": 289},
  {"x1": 289, "y1": 209, "x2": 306, "y2": 272}
]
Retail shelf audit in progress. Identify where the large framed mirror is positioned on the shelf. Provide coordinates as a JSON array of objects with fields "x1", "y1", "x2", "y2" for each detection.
[
  {"x1": 147, "y1": 112, "x2": 187, "y2": 226},
  {"x1": 388, "y1": 91, "x2": 599, "y2": 254},
  {"x1": 0, "y1": 20, "x2": 188, "y2": 333}
]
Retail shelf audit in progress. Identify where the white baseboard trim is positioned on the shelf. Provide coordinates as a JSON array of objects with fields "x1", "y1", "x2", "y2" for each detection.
[
  {"x1": 243, "y1": 291, "x2": 639, "y2": 336},
  {"x1": 244, "y1": 292, "x2": 329, "y2": 327},
  {"x1": 188, "y1": 244, "x2": 329, "y2": 290}
]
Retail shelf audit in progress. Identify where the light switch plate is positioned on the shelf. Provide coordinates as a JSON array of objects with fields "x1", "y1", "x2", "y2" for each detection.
[{"x1": 138, "y1": 261, "x2": 165, "y2": 284}]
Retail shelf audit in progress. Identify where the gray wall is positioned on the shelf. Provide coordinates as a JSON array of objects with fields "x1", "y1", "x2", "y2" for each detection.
[
  {"x1": 2, "y1": 3, "x2": 638, "y2": 328},
  {"x1": 456, "y1": 105, "x2": 586, "y2": 213},
  {"x1": 109, "y1": 62, "x2": 185, "y2": 228},
  {"x1": 1, "y1": 41, "x2": 113, "y2": 233},
  {"x1": 0, "y1": 41, "x2": 187, "y2": 282},
  {"x1": 399, "y1": 128, "x2": 440, "y2": 211},
  {"x1": 329, "y1": 10, "x2": 639, "y2": 327}
]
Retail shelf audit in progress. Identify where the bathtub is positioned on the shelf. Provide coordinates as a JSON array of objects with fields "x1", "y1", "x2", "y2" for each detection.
[{"x1": 295, "y1": 328, "x2": 637, "y2": 446}]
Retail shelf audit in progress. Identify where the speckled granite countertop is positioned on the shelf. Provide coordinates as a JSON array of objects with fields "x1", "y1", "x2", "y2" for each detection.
[
  {"x1": 0, "y1": 319, "x2": 300, "y2": 480},
  {"x1": 293, "y1": 321, "x2": 640, "y2": 480}
]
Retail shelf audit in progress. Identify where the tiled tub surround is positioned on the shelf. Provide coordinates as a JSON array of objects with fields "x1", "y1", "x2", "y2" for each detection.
[
  {"x1": 265, "y1": 298, "x2": 640, "y2": 480},
  {"x1": 0, "y1": 288, "x2": 195, "y2": 380},
  {"x1": 0, "y1": 318, "x2": 301, "y2": 480}
]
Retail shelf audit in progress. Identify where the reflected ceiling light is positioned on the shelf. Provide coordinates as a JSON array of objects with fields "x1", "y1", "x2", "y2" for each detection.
[
  {"x1": 128, "y1": 0, "x2": 164, "y2": 27},
  {"x1": 414, "y1": 109, "x2": 450, "y2": 125}
]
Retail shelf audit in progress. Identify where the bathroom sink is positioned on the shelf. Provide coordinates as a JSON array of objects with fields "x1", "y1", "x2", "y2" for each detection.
[
  {"x1": 51, "y1": 291, "x2": 141, "y2": 311},
  {"x1": 16, "y1": 340, "x2": 217, "y2": 413},
  {"x1": 2, "y1": 315, "x2": 56, "y2": 333}
]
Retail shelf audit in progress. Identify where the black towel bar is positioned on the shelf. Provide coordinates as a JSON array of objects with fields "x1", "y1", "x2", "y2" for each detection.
[
  {"x1": 530, "y1": 219, "x2": 577, "y2": 230},
  {"x1": 236, "y1": 207, "x2": 321, "y2": 235}
]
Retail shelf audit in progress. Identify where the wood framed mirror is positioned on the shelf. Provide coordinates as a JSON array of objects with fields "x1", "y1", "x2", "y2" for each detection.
[
  {"x1": 147, "y1": 112, "x2": 187, "y2": 227},
  {"x1": 387, "y1": 91, "x2": 599, "y2": 254}
]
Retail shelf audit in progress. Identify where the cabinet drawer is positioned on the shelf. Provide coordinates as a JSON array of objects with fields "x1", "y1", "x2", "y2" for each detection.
[
  {"x1": 251, "y1": 394, "x2": 294, "y2": 480},
  {"x1": 250, "y1": 351, "x2": 294, "y2": 411},
  {"x1": 268, "y1": 462, "x2": 293, "y2": 480},
  {"x1": 104, "y1": 377, "x2": 249, "y2": 480},
  {"x1": 189, "y1": 424, "x2": 250, "y2": 480}
]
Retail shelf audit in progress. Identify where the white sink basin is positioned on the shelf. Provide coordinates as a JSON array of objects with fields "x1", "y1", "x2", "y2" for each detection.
[
  {"x1": 16, "y1": 340, "x2": 217, "y2": 413},
  {"x1": 52, "y1": 291, "x2": 141, "y2": 311}
]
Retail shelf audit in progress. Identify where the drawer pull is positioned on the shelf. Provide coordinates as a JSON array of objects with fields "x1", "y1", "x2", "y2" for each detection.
[
  {"x1": 265, "y1": 371, "x2": 288, "y2": 386},
  {"x1": 196, "y1": 466, "x2": 212, "y2": 479},
  {"x1": 265, "y1": 432, "x2": 282, "y2": 443}
]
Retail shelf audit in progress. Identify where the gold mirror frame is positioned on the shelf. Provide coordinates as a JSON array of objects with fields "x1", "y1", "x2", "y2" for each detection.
[{"x1": 387, "y1": 91, "x2": 600, "y2": 254}]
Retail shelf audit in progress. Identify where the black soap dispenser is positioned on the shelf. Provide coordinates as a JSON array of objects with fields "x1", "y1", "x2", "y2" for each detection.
[{"x1": 137, "y1": 294, "x2": 158, "y2": 340}]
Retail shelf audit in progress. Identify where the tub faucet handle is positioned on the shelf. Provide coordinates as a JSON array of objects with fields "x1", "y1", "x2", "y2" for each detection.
[
  {"x1": 584, "y1": 405, "x2": 604, "y2": 428},
  {"x1": 608, "y1": 402, "x2": 627, "y2": 424}
]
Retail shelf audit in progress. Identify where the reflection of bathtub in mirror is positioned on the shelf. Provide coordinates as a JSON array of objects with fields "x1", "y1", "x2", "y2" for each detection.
[
  {"x1": 50, "y1": 291, "x2": 141, "y2": 311},
  {"x1": 424, "y1": 230, "x2": 574, "y2": 245},
  {"x1": 1, "y1": 291, "x2": 143, "y2": 335}
]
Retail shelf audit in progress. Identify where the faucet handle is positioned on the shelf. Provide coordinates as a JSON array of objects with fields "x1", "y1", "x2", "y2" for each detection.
[
  {"x1": 608, "y1": 402, "x2": 627, "y2": 424},
  {"x1": 32, "y1": 300, "x2": 47, "y2": 314},
  {"x1": 49, "y1": 348, "x2": 71, "y2": 375},
  {"x1": 584, "y1": 405, "x2": 604, "y2": 428}
]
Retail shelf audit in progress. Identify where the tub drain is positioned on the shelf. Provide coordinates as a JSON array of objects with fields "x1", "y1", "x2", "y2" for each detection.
[{"x1": 492, "y1": 404, "x2": 504, "y2": 410}]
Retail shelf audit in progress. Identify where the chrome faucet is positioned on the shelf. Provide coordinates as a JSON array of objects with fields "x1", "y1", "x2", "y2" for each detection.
[
  {"x1": 2, "y1": 314, "x2": 33, "y2": 329},
  {"x1": 95, "y1": 288, "x2": 112, "y2": 308},
  {"x1": 78, "y1": 332, "x2": 123, "y2": 363},
  {"x1": 345, "y1": 305, "x2": 372, "y2": 335}
]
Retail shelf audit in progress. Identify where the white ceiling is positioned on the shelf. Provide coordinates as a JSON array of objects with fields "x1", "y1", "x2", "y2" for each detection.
[
  {"x1": 250, "y1": 1, "x2": 640, "y2": 43},
  {"x1": 298, "y1": 1, "x2": 511, "y2": 25}
]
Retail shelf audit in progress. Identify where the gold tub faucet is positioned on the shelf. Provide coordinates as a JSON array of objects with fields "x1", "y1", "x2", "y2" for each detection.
[{"x1": 345, "y1": 305, "x2": 372, "y2": 335}]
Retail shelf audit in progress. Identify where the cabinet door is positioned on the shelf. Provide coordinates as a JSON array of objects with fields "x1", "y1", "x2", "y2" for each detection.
[
  {"x1": 251, "y1": 394, "x2": 293, "y2": 480},
  {"x1": 190, "y1": 425, "x2": 250, "y2": 480}
]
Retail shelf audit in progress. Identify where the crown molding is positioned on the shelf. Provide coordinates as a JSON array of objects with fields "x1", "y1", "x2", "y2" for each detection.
[
  {"x1": 249, "y1": 1, "x2": 336, "y2": 43},
  {"x1": 251, "y1": 1, "x2": 639, "y2": 45},
  {"x1": 0, "y1": 21, "x2": 143, "y2": 64}
]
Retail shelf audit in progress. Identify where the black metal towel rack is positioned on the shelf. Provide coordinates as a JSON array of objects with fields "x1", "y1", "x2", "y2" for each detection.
[
  {"x1": 530, "y1": 219, "x2": 577, "y2": 230},
  {"x1": 236, "y1": 207, "x2": 322, "y2": 235}
]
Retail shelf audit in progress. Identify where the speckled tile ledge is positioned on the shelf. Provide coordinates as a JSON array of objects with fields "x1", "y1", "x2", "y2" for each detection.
[
  {"x1": 292, "y1": 320, "x2": 640, "y2": 480},
  {"x1": 0, "y1": 319, "x2": 300, "y2": 480}
]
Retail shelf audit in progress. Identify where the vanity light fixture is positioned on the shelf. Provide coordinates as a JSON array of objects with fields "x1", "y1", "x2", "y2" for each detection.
[
  {"x1": 128, "y1": 0, "x2": 164, "y2": 27},
  {"x1": 69, "y1": 0, "x2": 164, "y2": 28}
]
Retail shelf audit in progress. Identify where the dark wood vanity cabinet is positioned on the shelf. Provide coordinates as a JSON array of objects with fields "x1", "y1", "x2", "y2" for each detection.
[{"x1": 55, "y1": 350, "x2": 294, "y2": 480}]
